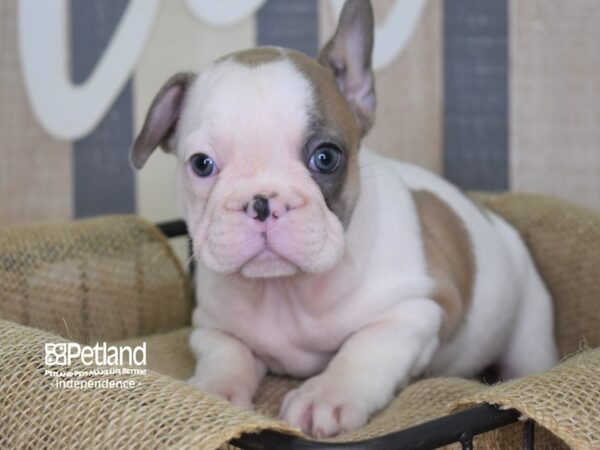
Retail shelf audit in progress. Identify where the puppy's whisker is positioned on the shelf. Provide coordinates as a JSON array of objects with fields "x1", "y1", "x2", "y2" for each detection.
[{"x1": 185, "y1": 253, "x2": 196, "y2": 267}]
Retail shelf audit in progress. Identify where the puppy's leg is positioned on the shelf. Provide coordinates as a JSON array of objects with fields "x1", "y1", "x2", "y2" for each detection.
[
  {"x1": 188, "y1": 328, "x2": 266, "y2": 409},
  {"x1": 499, "y1": 265, "x2": 558, "y2": 379},
  {"x1": 280, "y1": 299, "x2": 443, "y2": 437}
]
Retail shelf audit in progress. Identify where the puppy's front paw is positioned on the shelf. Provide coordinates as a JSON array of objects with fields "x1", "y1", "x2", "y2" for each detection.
[
  {"x1": 188, "y1": 375, "x2": 253, "y2": 409},
  {"x1": 280, "y1": 374, "x2": 369, "y2": 438}
]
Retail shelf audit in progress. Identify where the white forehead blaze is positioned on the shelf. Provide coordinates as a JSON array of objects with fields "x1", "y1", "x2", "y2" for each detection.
[{"x1": 177, "y1": 57, "x2": 314, "y2": 167}]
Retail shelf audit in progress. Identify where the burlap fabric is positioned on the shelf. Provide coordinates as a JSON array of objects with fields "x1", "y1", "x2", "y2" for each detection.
[
  {"x1": 1, "y1": 193, "x2": 599, "y2": 449},
  {"x1": 0, "y1": 319, "x2": 295, "y2": 449},
  {"x1": 474, "y1": 192, "x2": 600, "y2": 356},
  {"x1": 0, "y1": 216, "x2": 192, "y2": 342}
]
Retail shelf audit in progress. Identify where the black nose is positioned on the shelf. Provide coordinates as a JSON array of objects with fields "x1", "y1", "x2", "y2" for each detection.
[{"x1": 252, "y1": 195, "x2": 270, "y2": 222}]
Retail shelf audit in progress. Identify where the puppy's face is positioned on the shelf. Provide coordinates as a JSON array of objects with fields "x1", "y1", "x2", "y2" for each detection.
[
  {"x1": 176, "y1": 50, "x2": 361, "y2": 277},
  {"x1": 131, "y1": 0, "x2": 375, "y2": 278}
]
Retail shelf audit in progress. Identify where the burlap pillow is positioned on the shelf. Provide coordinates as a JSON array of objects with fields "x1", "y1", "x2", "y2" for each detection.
[{"x1": 0, "y1": 216, "x2": 192, "y2": 342}]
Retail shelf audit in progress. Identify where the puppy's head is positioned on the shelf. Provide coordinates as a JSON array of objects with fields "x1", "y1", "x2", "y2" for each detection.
[{"x1": 131, "y1": 0, "x2": 375, "y2": 278}]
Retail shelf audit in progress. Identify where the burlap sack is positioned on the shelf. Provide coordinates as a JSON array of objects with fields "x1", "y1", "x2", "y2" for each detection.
[
  {"x1": 0, "y1": 216, "x2": 192, "y2": 343},
  {"x1": 1, "y1": 193, "x2": 599, "y2": 449}
]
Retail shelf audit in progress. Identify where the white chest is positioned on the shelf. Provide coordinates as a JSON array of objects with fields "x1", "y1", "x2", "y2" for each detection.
[
  {"x1": 194, "y1": 263, "x2": 435, "y2": 377},
  {"x1": 193, "y1": 277, "x2": 354, "y2": 376}
]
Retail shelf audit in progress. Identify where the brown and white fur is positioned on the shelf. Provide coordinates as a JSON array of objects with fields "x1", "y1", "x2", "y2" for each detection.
[{"x1": 131, "y1": 0, "x2": 557, "y2": 438}]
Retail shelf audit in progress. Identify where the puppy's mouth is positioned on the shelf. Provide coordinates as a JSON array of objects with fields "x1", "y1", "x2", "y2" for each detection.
[
  {"x1": 241, "y1": 245, "x2": 299, "y2": 278},
  {"x1": 197, "y1": 196, "x2": 345, "y2": 277}
]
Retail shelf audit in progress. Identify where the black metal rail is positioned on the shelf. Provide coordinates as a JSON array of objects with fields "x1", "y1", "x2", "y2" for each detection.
[
  {"x1": 156, "y1": 219, "x2": 188, "y2": 238},
  {"x1": 156, "y1": 219, "x2": 532, "y2": 450},
  {"x1": 230, "y1": 405, "x2": 525, "y2": 450}
]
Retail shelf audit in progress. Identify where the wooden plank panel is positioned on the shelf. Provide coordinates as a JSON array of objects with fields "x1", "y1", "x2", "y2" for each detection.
[
  {"x1": 70, "y1": 1, "x2": 135, "y2": 218},
  {"x1": 257, "y1": 0, "x2": 318, "y2": 57},
  {"x1": 510, "y1": 0, "x2": 600, "y2": 210},
  {"x1": 0, "y1": 0, "x2": 72, "y2": 226},
  {"x1": 443, "y1": 0, "x2": 509, "y2": 191}
]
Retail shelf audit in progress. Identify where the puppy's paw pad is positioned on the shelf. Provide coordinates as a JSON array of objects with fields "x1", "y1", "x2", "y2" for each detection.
[{"x1": 279, "y1": 376, "x2": 368, "y2": 438}]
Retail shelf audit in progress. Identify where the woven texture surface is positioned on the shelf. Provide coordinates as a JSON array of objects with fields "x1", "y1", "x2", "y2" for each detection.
[
  {"x1": 453, "y1": 348, "x2": 600, "y2": 450},
  {"x1": 0, "y1": 215, "x2": 192, "y2": 342},
  {"x1": 475, "y1": 192, "x2": 600, "y2": 356},
  {"x1": 1, "y1": 193, "x2": 599, "y2": 449},
  {"x1": 0, "y1": 319, "x2": 295, "y2": 449},
  {"x1": 119, "y1": 326, "x2": 574, "y2": 449}
]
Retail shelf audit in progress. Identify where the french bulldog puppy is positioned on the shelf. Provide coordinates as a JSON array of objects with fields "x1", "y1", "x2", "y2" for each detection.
[{"x1": 131, "y1": 0, "x2": 558, "y2": 438}]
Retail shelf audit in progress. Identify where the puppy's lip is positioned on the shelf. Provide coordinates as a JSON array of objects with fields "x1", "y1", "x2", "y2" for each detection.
[{"x1": 246, "y1": 247, "x2": 294, "y2": 267}]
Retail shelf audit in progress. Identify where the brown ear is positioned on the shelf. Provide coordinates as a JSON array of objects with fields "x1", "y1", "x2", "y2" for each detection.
[
  {"x1": 130, "y1": 72, "x2": 195, "y2": 170},
  {"x1": 318, "y1": 0, "x2": 376, "y2": 137}
]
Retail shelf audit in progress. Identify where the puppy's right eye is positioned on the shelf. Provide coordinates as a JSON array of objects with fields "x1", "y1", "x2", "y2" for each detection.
[{"x1": 190, "y1": 153, "x2": 217, "y2": 177}]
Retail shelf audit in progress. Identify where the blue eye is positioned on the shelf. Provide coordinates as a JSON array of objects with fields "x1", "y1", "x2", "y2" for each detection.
[
  {"x1": 190, "y1": 153, "x2": 216, "y2": 177},
  {"x1": 309, "y1": 145, "x2": 342, "y2": 174}
]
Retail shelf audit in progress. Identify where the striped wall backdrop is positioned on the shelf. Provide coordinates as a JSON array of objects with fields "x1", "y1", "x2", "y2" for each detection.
[{"x1": 1, "y1": 0, "x2": 599, "y2": 229}]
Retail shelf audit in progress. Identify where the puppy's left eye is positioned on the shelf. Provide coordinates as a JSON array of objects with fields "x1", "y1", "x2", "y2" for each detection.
[
  {"x1": 309, "y1": 145, "x2": 342, "y2": 174},
  {"x1": 190, "y1": 153, "x2": 217, "y2": 177}
]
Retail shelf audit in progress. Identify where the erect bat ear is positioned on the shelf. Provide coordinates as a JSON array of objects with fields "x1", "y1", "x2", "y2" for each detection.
[
  {"x1": 318, "y1": 0, "x2": 376, "y2": 137},
  {"x1": 130, "y1": 72, "x2": 195, "y2": 170}
]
